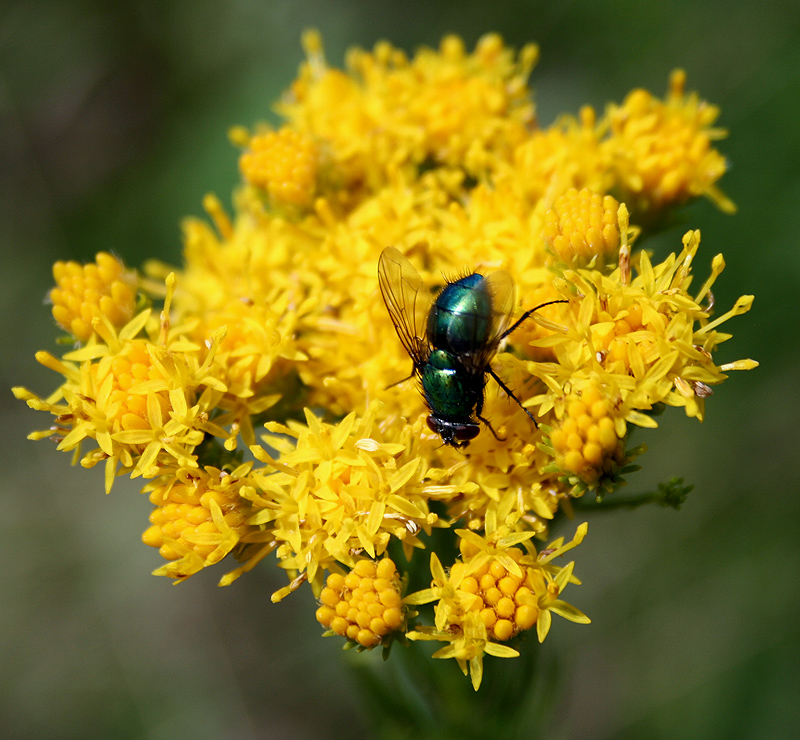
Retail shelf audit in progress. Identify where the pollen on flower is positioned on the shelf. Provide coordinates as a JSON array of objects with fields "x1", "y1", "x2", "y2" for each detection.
[
  {"x1": 50, "y1": 252, "x2": 137, "y2": 342},
  {"x1": 316, "y1": 558, "x2": 405, "y2": 648},
  {"x1": 239, "y1": 127, "x2": 319, "y2": 207},
  {"x1": 550, "y1": 382, "x2": 625, "y2": 485},
  {"x1": 543, "y1": 188, "x2": 620, "y2": 267}
]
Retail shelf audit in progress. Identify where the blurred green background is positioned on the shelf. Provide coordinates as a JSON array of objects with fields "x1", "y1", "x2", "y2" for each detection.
[{"x1": 2, "y1": 1, "x2": 798, "y2": 738}]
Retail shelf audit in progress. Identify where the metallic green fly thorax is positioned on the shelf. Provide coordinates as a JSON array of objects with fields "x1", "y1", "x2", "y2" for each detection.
[{"x1": 427, "y1": 274, "x2": 493, "y2": 355}]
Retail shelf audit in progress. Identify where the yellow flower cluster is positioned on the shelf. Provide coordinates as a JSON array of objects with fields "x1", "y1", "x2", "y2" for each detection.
[
  {"x1": 239, "y1": 128, "x2": 319, "y2": 208},
  {"x1": 550, "y1": 381, "x2": 626, "y2": 487},
  {"x1": 277, "y1": 30, "x2": 538, "y2": 191},
  {"x1": 608, "y1": 69, "x2": 736, "y2": 216},
  {"x1": 543, "y1": 188, "x2": 621, "y2": 267},
  {"x1": 15, "y1": 32, "x2": 757, "y2": 688},
  {"x1": 51, "y1": 252, "x2": 137, "y2": 342},
  {"x1": 405, "y1": 516, "x2": 589, "y2": 689},
  {"x1": 316, "y1": 558, "x2": 405, "y2": 648},
  {"x1": 142, "y1": 464, "x2": 261, "y2": 580}
]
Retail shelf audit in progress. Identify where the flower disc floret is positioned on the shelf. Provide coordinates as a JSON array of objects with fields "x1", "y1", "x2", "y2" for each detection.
[
  {"x1": 543, "y1": 188, "x2": 620, "y2": 267},
  {"x1": 50, "y1": 252, "x2": 137, "y2": 342},
  {"x1": 239, "y1": 127, "x2": 319, "y2": 207},
  {"x1": 550, "y1": 382, "x2": 626, "y2": 486},
  {"x1": 316, "y1": 557, "x2": 405, "y2": 648}
]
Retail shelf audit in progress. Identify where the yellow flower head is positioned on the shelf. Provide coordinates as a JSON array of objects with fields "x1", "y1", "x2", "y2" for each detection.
[
  {"x1": 278, "y1": 31, "x2": 538, "y2": 195},
  {"x1": 15, "y1": 275, "x2": 227, "y2": 493},
  {"x1": 239, "y1": 126, "x2": 319, "y2": 208},
  {"x1": 251, "y1": 407, "x2": 459, "y2": 599},
  {"x1": 143, "y1": 463, "x2": 261, "y2": 581},
  {"x1": 316, "y1": 557, "x2": 406, "y2": 648},
  {"x1": 549, "y1": 380, "x2": 629, "y2": 492},
  {"x1": 543, "y1": 188, "x2": 621, "y2": 268},
  {"x1": 50, "y1": 252, "x2": 137, "y2": 342},
  {"x1": 405, "y1": 518, "x2": 589, "y2": 689},
  {"x1": 607, "y1": 69, "x2": 735, "y2": 216},
  {"x1": 509, "y1": 105, "x2": 612, "y2": 206},
  {"x1": 526, "y1": 230, "x2": 755, "y2": 436}
]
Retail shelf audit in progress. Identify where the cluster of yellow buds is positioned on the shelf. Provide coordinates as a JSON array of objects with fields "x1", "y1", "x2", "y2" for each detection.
[
  {"x1": 239, "y1": 126, "x2": 319, "y2": 207},
  {"x1": 143, "y1": 479, "x2": 247, "y2": 562},
  {"x1": 543, "y1": 188, "x2": 621, "y2": 267},
  {"x1": 550, "y1": 382, "x2": 626, "y2": 487},
  {"x1": 141, "y1": 466, "x2": 259, "y2": 581},
  {"x1": 316, "y1": 558, "x2": 405, "y2": 648},
  {"x1": 50, "y1": 252, "x2": 136, "y2": 342},
  {"x1": 457, "y1": 544, "x2": 542, "y2": 641}
]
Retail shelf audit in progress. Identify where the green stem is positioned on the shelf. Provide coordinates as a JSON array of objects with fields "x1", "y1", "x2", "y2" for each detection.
[{"x1": 572, "y1": 477, "x2": 693, "y2": 512}]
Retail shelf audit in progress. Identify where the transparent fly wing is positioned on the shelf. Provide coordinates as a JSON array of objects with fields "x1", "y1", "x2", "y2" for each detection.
[
  {"x1": 457, "y1": 269, "x2": 515, "y2": 373},
  {"x1": 377, "y1": 247, "x2": 432, "y2": 367},
  {"x1": 483, "y1": 269, "x2": 515, "y2": 341}
]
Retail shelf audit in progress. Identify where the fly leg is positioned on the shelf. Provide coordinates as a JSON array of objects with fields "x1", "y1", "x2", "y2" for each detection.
[
  {"x1": 385, "y1": 366, "x2": 418, "y2": 389},
  {"x1": 477, "y1": 413, "x2": 505, "y2": 442},
  {"x1": 500, "y1": 299, "x2": 569, "y2": 340},
  {"x1": 475, "y1": 381, "x2": 506, "y2": 441},
  {"x1": 487, "y1": 367, "x2": 539, "y2": 429}
]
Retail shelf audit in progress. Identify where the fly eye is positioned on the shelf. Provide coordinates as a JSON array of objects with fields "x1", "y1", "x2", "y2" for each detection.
[
  {"x1": 454, "y1": 425, "x2": 479, "y2": 441},
  {"x1": 426, "y1": 416, "x2": 439, "y2": 433}
]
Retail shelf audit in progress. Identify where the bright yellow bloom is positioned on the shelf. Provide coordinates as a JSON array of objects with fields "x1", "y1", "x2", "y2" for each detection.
[
  {"x1": 239, "y1": 127, "x2": 319, "y2": 208},
  {"x1": 607, "y1": 69, "x2": 735, "y2": 216},
  {"x1": 15, "y1": 275, "x2": 227, "y2": 493},
  {"x1": 17, "y1": 31, "x2": 757, "y2": 687},
  {"x1": 142, "y1": 463, "x2": 262, "y2": 581},
  {"x1": 250, "y1": 406, "x2": 461, "y2": 600},
  {"x1": 279, "y1": 31, "x2": 538, "y2": 192},
  {"x1": 528, "y1": 229, "x2": 755, "y2": 425},
  {"x1": 543, "y1": 188, "x2": 621, "y2": 267},
  {"x1": 406, "y1": 516, "x2": 589, "y2": 689},
  {"x1": 316, "y1": 557, "x2": 405, "y2": 648},
  {"x1": 508, "y1": 105, "x2": 612, "y2": 207},
  {"x1": 50, "y1": 252, "x2": 137, "y2": 342}
]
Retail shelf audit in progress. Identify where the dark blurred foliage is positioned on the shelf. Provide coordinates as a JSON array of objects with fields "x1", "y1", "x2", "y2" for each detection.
[{"x1": 2, "y1": 1, "x2": 799, "y2": 738}]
